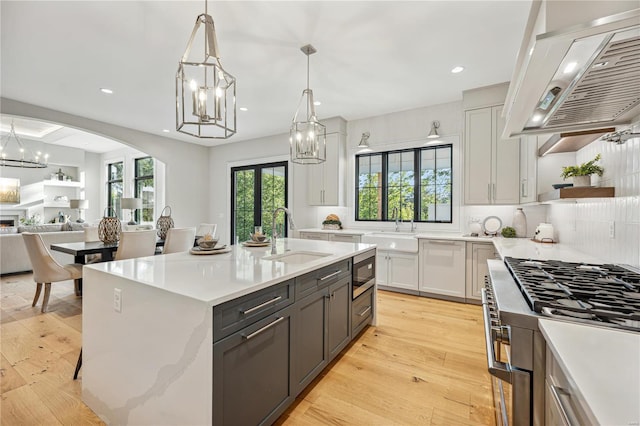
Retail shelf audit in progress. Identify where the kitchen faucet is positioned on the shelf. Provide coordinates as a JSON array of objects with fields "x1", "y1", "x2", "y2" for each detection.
[
  {"x1": 271, "y1": 207, "x2": 296, "y2": 254},
  {"x1": 393, "y1": 207, "x2": 401, "y2": 232}
]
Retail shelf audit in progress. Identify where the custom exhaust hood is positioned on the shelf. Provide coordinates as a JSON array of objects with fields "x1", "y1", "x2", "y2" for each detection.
[{"x1": 502, "y1": 1, "x2": 640, "y2": 139}]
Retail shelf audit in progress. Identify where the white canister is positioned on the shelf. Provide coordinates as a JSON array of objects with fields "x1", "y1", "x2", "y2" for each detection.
[{"x1": 513, "y1": 208, "x2": 527, "y2": 238}]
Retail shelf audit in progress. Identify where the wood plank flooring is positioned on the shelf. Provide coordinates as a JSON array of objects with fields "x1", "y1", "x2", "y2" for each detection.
[{"x1": 1, "y1": 273, "x2": 495, "y2": 425}]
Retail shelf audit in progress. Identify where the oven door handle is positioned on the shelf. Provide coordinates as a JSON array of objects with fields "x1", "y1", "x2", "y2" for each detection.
[{"x1": 481, "y1": 288, "x2": 512, "y2": 383}]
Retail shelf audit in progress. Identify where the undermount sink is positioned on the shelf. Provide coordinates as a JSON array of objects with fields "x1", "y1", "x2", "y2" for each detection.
[
  {"x1": 361, "y1": 232, "x2": 419, "y2": 253},
  {"x1": 263, "y1": 251, "x2": 331, "y2": 264}
]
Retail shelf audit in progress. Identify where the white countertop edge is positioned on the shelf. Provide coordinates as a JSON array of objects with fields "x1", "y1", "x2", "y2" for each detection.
[
  {"x1": 85, "y1": 240, "x2": 376, "y2": 306},
  {"x1": 539, "y1": 318, "x2": 640, "y2": 425}
]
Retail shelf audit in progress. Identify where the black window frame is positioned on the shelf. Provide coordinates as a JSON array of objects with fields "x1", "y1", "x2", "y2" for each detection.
[
  {"x1": 230, "y1": 161, "x2": 289, "y2": 243},
  {"x1": 355, "y1": 144, "x2": 453, "y2": 223},
  {"x1": 134, "y1": 156, "x2": 154, "y2": 223},
  {"x1": 107, "y1": 161, "x2": 123, "y2": 217}
]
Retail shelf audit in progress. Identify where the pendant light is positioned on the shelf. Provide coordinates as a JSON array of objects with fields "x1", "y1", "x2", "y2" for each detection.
[
  {"x1": 0, "y1": 121, "x2": 48, "y2": 168},
  {"x1": 290, "y1": 44, "x2": 326, "y2": 164},
  {"x1": 176, "y1": 0, "x2": 236, "y2": 139}
]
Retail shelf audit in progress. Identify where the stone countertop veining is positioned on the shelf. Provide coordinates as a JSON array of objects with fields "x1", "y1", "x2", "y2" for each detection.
[
  {"x1": 538, "y1": 319, "x2": 640, "y2": 425},
  {"x1": 85, "y1": 238, "x2": 374, "y2": 306}
]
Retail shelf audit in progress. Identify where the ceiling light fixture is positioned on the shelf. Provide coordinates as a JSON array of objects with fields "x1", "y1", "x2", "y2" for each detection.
[
  {"x1": 0, "y1": 121, "x2": 49, "y2": 168},
  {"x1": 176, "y1": 0, "x2": 236, "y2": 139},
  {"x1": 358, "y1": 132, "x2": 370, "y2": 148},
  {"x1": 100, "y1": 88, "x2": 113, "y2": 94},
  {"x1": 451, "y1": 66, "x2": 465, "y2": 74},
  {"x1": 289, "y1": 44, "x2": 326, "y2": 164},
  {"x1": 313, "y1": 101, "x2": 321, "y2": 106},
  {"x1": 239, "y1": 107, "x2": 248, "y2": 112},
  {"x1": 427, "y1": 121, "x2": 440, "y2": 139},
  {"x1": 162, "y1": 129, "x2": 170, "y2": 133}
]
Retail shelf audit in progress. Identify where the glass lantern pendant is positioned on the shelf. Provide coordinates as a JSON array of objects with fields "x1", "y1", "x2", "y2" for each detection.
[
  {"x1": 176, "y1": 1, "x2": 236, "y2": 139},
  {"x1": 290, "y1": 45, "x2": 326, "y2": 164}
]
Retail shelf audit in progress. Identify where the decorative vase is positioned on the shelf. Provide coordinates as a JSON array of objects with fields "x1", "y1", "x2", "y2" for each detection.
[
  {"x1": 156, "y1": 206, "x2": 174, "y2": 240},
  {"x1": 513, "y1": 208, "x2": 527, "y2": 238},
  {"x1": 99, "y1": 207, "x2": 122, "y2": 244},
  {"x1": 572, "y1": 175, "x2": 591, "y2": 187}
]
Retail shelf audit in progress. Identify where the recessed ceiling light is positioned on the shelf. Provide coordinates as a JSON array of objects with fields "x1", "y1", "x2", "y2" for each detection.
[
  {"x1": 313, "y1": 101, "x2": 321, "y2": 106},
  {"x1": 100, "y1": 88, "x2": 113, "y2": 94},
  {"x1": 451, "y1": 66, "x2": 464, "y2": 74},
  {"x1": 162, "y1": 129, "x2": 170, "y2": 133},
  {"x1": 239, "y1": 107, "x2": 248, "y2": 112},
  {"x1": 531, "y1": 113, "x2": 543, "y2": 123}
]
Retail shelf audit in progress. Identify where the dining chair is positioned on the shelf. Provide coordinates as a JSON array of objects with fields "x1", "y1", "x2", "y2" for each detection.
[
  {"x1": 22, "y1": 232, "x2": 83, "y2": 312},
  {"x1": 114, "y1": 230, "x2": 157, "y2": 261},
  {"x1": 163, "y1": 227, "x2": 196, "y2": 254},
  {"x1": 196, "y1": 223, "x2": 217, "y2": 238}
]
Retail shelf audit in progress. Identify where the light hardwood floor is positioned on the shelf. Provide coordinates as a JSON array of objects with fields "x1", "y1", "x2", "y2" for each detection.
[{"x1": 1, "y1": 273, "x2": 495, "y2": 425}]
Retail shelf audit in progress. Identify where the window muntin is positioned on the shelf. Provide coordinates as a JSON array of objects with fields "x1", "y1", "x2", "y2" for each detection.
[{"x1": 356, "y1": 144, "x2": 452, "y2": 223}]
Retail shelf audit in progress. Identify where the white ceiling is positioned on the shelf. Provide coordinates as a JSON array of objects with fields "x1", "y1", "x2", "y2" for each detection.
[{"x1": 0, "y1": 1, "x2": 532, "y2": 149}]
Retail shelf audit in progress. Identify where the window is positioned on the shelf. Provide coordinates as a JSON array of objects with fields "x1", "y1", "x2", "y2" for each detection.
[
  {"x1": 134, "y1": 157, "x2": 154, "y2": 223},
  {"x1": 356, "y1": 144, "x2": 452, "y2": 223},
  {"x1": 231, "y1": 162, "x2": 288, "y2": 243},
  {"x1": 107, "y1": 161, "x2": 123, "y2": 218}
]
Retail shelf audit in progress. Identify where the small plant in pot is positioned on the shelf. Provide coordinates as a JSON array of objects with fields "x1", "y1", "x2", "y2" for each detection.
[{"x1": 560, "y1": 153, "x2": 604, "y2": 187}]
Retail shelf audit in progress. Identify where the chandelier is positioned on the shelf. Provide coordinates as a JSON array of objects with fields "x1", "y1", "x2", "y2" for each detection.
[
  {"x1": 0, "y1": 121, "x2": 48, "y2": 168},
  {"x1": 289, "y1": 44, "x2": 326, "y2": 164},
  {"x1": 176, "y1": 0, "x2": 236, "y2": 139}
]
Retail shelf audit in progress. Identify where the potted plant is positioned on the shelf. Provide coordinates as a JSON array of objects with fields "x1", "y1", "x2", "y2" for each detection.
[{"x1": 560, "y1": 153, "x2": 604, "y2": 187}]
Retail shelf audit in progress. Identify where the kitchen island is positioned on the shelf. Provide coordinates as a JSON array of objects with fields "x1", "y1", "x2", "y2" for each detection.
[{"x1": 81, "y1": 238, "x2": 376, "y2": 425}]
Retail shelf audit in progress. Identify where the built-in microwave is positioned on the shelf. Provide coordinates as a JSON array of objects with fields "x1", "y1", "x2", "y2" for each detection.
[{"x1": 352, "y1": 250, "x2": 375, "y2": 299}]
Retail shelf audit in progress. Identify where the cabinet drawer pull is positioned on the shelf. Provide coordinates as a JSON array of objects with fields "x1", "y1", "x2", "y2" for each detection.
[
  {"x1": 357, "y1": 306, "x2": 372, "y2": 317},
  {"x1": 242, "y1": 317, "x2": 285, "y2": 340},
  {"x1": 241, "y1": 296, "x2": 282, "y2": 315},
  {"x1": 428, "y1": 240, "x2": 456, "y2": 245},
  {"x1": 319, "y1": 270, "x2": 341, "y2": 281},
  {"x1": 549, "y1": 384, "x2": 579, "y2": 426},
  {"x1": 487, "y1": 183, "x2": 491, "y2": 201}
]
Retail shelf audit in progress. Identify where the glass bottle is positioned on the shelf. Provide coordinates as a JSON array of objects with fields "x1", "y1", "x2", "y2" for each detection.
[{"x1": 513, "y1": 208, "x2": 527, "y2": 238}]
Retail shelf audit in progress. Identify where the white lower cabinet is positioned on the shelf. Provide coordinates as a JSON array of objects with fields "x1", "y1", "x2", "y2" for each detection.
[
  {"x1": 465, "y1": 242, "x2": 498, "y2": 303},
  {"x1": 376, "y1": 250, "x2": 419, "y2": 292},
  {"x1": 298, "y1": 232, "x2": 329, "y2": 241},
  {"x1": 328, "y1": 233, "x2": 361, "y2": 243},
  {"x1": 299, "y1": 231, "x2": 361, "y2": 243},
  {"x1": 419, "y1": 239, "x2": 466, "y2": 300}
]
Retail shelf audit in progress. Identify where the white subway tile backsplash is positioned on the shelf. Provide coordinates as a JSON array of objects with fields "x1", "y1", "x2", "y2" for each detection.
[{"x1": 548, "y1": 132, "x2": 640, "y2": 268}]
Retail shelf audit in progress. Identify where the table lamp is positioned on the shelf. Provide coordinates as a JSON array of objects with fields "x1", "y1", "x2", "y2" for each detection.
[
  {"x1": 69, "y1": 199, "x2": 89, "y2": 223},
  {"x1": 121, "y1": 198, "x2": 142, "y2": 225}
]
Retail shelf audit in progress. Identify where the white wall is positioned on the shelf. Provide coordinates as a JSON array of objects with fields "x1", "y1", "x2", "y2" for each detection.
[{"x1": 547, "y1": 123, "x2": 640, "y2": 267}]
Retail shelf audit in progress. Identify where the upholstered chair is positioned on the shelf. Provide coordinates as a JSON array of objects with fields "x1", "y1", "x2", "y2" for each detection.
[
  {"x1": 163, "y1": 227, "x2": 196, "y2": 254},
  {"x1": 22, "y1": 232, "x2": 83, "y2": 312},
  {"x1": 83, "y1": 226, "x2": 102, "y2": 263},
  {"x1": 114, "y1": 230, "x2": 157, "y2": 261}
]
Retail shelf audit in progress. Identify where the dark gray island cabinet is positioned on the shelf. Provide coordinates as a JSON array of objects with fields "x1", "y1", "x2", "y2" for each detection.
[
  {"x1": 212, "y1": 258, "x2": 355, "y2": 425},
  {"x1": 82, "y1": 241, "x2": 376, "y2": 425}
]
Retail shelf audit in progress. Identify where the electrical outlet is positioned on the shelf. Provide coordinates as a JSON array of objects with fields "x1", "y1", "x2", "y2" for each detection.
[
  {"x1": 114, "y1": 288, "x2": 122, "y2": 313},
  {"x1": 609, "y1": 221, "x2": 615, "y2": 239}
]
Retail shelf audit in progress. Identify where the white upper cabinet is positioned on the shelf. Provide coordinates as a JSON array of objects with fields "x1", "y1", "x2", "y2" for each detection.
[
  {"x1": 307, "y1": 133, "x2": 344, "y2": 206},
  {"x1": 464, "y1": 105, "x2": 520, "y2": 205}
]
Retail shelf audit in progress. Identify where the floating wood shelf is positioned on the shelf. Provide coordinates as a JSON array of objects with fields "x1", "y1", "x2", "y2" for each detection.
[{"x1": 538, "y1": 186, "x2": 615, "y2": 202}]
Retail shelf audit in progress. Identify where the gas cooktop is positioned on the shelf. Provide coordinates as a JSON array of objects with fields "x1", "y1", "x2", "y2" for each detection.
[{"x1": 504, "y1": 257, "x2": 640, "y2": 331}]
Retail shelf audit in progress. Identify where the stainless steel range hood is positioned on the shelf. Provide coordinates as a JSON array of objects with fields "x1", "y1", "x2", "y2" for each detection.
[{"x1": 503, "y1": 2, "x2": 640, "y2": 138}]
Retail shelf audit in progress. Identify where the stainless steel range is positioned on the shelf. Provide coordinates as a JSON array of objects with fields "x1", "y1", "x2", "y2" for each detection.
[{"x1": 483, "y1": 257, "x2": 640, "y2": 426}]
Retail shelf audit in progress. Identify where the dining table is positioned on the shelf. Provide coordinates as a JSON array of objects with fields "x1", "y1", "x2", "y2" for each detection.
[{"x1": 50, "y1": 239, "x2": 165, "y2": 265}]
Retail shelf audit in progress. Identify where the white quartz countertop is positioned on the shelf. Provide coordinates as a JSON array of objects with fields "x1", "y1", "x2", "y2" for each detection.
[
  {"x1": 539, "y1": 319, "x2": 640, "y2": 425},
  {"x1": 86, "y1": 238, "x2": 374, "y2": 306}
]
